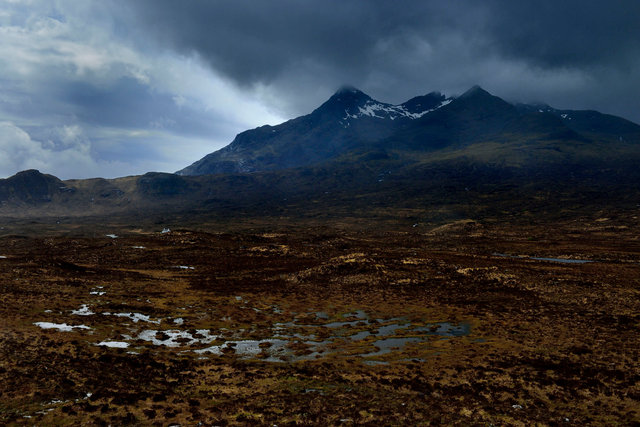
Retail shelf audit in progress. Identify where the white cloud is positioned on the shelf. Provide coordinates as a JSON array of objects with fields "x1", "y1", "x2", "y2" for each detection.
[
  {"x1": 0, "y1": 0, "x2": 285, "y2": 179},
  {"x1": 0, "y1": 121, "x2": 162, "y2": 179},
  {"x1": 0, "y1": 121, "x2": 89, "y2": 178},
  {"x1": 0, "y1": 121, "x2": 43, "y2": 172},
  {"x1": 56, "y1": 124, "x2": 85, "y2": 148}
]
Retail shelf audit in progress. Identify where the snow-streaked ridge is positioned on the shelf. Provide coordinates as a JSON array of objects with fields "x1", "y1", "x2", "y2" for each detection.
[{"x1": 341, "y1": 99, "x2": 452, "y2": 122}]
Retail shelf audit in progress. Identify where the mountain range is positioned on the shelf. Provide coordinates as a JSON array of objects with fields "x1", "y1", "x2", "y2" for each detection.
[
  {"x1": 178, "y1": 85, "x2": 640, "y2": 175},
  {"x1": 2, "y1": 86, "x2": 640, "y2": 223}
]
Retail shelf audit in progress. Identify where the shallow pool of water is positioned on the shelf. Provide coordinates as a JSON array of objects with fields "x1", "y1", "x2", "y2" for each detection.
[
  {"x1": 530, "y1": 257, "x2": 592, "y2": 264},
  {"x1": 194, "y1": 338, "x2": 329, "y2": 362},
  {"x1": 412, "y1": 322, "x2": 470, "y2": 336},
  {"x1": 77, "y1": 306, "x2": 473, "y2": 363},
  {"x1": 493, "y1": 253, "x2": 593, "y2": 264},
  {"x1": 359, "y1": 322, "x2": 470, "y2": 359},
  {"x1": 362, "y1": 337, "x2": 425, "y2": 358}
]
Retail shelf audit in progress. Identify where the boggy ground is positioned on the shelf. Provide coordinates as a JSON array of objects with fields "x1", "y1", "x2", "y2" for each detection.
[{"x1": 0, "y1": 216, "x2": 639, "y2": 426}]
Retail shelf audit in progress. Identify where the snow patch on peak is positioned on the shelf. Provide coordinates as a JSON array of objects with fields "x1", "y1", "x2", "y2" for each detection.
[
  {"x1": 403, "y1": 99, "x2": 452, "y2": 118},
  {"x1": 341, "y1": 98, "x2": 452, "y2": 122},
  {"x1": 358, "y1": 101, "x2": 396, "y2": 118},
  {"x1": 342, "y1": 109, "x2": 358, "y2": 120}
]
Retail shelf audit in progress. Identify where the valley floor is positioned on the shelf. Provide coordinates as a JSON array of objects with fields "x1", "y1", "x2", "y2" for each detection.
[{"x1": 0, "y1": 217, "x2": 639, "y2": 425}]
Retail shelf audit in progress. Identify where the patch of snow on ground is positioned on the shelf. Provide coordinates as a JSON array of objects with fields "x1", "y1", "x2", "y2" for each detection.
[
  {"x1": 132, "y1": 246, "x2": 146, "y2": 249},
  {"x1": 173, "y1": 318, "x2": 184, "y2": 325},
  {"x1": 0, "y1": 256, "x2": 6, "y2": 259},
  {"x1": 97, "y1": 341, "x2": 129, "y2": 348},
  {"x1": 113, "y1": 312, "x2": 161, "y2": 324},
  {"x1": 175, "y1": 265, "x2": 195, "y2": 270},
  {"x1": 34, "y1": 322, "x2": 90, "y2": 332},
  {"x1": 342, "y1": 109, "x2": 358, "y2": 120},
  {"x1": 161, "y1": 228, "x2": 171, "y2": 234},
  {"x1": 194, "y1": 338, "x2": 291, "y2": 359},
  {"x1": 71, "y1": 304, "x2": 95, "y2": 316},
  {"x1": 106, "y1": 234, "x2": 118, "y2": 239},
  {"x1": 137, "y1": 329, "x2": 218, "y2": 347},
  {"x1": 89, "y1": 291, "x2": 106, "y2": 295}
]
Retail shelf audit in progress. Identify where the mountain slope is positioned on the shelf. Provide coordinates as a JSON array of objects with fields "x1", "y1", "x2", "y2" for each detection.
[
  {"x1": 386, "y1": 86, "x2": 521, "y2": 151},
  {"x1": 177, "y1": 85, "x2": 640, "y2": 176},
  {"x1": 176, "y1": 87, "x2": 453, "y2": 175},
  {"x1": 515, "y1": 103, "x2": 640, "y2": 141}
]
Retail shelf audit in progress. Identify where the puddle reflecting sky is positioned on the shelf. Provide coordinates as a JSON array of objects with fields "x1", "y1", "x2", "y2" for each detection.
[{"x1": 36, "y1": 302, "x2": 473, "y2": 363}]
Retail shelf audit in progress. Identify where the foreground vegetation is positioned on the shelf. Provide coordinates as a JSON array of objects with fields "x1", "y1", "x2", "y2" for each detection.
[{"x1": 1, "y1": 214, "x2": 638, "y2": 425}]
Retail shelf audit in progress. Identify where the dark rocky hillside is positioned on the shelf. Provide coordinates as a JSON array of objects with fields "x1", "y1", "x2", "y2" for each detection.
[{"x1": 177, "y1": 85, "x2": 640, "y2": 176}]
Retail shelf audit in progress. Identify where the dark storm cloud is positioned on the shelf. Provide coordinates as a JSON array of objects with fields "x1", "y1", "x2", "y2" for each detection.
[
  {"x1": 122, "y1": 1, "x2": 473, "y2": 86},
  {"x1": 3, "y1": 76, "x2": 213, "y2": 136},
  {"x1": 53, "y1": 77, "x2": 234, "y2": 137},
  {"x1": 483, "y1": 1, "x2": 640, "y2": 69},
  {"x1": 122, "y1": 0, "x2": 640, "y2": 122}
]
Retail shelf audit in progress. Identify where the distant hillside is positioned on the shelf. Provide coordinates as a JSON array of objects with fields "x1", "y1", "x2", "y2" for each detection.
[{"x1": 0, "y1": 170, "x2": 70, "y2": 204}]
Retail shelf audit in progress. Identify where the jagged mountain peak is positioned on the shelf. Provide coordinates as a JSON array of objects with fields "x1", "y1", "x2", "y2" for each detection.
[
  {"x1": 334, "y1": 85, "x2": 367, "y2": 96},
  {"x1": 315, "y1": 87, "x2": 453, "y2": 122},
  {"x1": 447, "y1": 85, "x2": 516, "y2": 117},
  {"x1": 318, "y1": 86, "x2": 373, "y2": 111},
  {"x1": 459, "y1": 85, "x2": 490, "y2": 98}
]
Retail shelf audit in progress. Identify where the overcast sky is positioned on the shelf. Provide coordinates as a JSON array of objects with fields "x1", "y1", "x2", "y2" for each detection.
[{"x1": 1, "y1": 0, "x2": 639, "y2": 179}]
